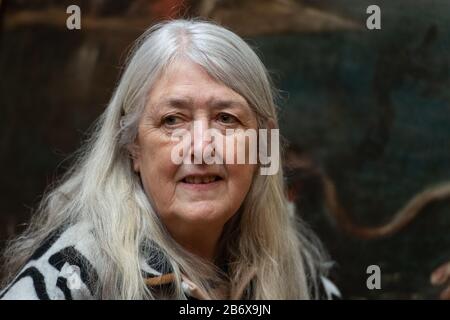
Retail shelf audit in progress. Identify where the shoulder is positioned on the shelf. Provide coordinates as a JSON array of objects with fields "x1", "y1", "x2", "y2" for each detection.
[{"x1": 0, "y1": 221, "x2": 101, "y2": 300}]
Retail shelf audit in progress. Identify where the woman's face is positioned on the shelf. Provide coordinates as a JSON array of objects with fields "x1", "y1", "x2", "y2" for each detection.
[{"x1": 131, "y1": 60, "x2": 258, "y2": 237}]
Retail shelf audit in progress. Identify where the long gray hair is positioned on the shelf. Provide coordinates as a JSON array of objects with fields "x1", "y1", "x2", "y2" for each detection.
[{"x1": 1, "y1": 19, "x2": 328, "y2": 299}]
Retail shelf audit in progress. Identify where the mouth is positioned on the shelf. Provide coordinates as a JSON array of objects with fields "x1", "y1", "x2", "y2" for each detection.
[{"x1": 180, "y1": 175, "x2": 223, "y2": 184}]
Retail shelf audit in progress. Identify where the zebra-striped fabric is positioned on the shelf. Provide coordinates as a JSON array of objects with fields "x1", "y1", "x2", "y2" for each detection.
[{"x1": 0, "y1": 222, "x2": 341, "y2": 300}]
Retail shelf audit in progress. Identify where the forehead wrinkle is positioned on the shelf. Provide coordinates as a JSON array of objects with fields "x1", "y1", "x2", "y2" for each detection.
[{"x1": 151, "y1": 93, "x2": 251, "y2": 113}]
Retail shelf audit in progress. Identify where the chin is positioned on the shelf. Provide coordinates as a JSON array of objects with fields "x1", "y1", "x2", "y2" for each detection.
[{"x1": 181, "y1": 203, "x2": 228, "y2": 223}]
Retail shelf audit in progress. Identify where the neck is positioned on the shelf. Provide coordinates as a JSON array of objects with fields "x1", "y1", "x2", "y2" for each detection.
[{"x1": 167, "y1": 222, "x2": 224, "y2": 262}]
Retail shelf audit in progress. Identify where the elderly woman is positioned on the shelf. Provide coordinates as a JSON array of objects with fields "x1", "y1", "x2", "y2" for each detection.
[{"x1": 0, "y1": 19, "x2": 333, "y2": 300}]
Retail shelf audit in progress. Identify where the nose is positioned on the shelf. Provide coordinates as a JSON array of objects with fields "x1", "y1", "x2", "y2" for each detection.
[{"x1": 190, "y1": 118, "x2": 213, "y2": 164}]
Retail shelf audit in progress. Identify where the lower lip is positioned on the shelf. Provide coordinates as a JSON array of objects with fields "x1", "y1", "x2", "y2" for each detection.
[{"x1": 179, "y1": 179, "x2": 223, "y2": 191}]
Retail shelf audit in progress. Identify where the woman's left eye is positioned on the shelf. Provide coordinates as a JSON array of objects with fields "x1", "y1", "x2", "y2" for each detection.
[{"x1": 217, "y1": 113, "x2": 238, "y2": 124}]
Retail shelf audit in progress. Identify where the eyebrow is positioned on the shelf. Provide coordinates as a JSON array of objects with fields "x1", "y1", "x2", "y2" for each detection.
[{"x1": 155, "y1": 96, "x2": 252, "y2": 113}]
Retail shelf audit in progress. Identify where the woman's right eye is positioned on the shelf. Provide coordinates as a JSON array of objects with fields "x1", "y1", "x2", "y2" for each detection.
[{"x1": 162, "y1": 115, "x2": 183, "y2": 127}]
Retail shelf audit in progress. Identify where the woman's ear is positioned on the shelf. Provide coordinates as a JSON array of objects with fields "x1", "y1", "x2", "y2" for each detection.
[{"x1": 127, "y1": 141, "x2": 141, "y2": 173}]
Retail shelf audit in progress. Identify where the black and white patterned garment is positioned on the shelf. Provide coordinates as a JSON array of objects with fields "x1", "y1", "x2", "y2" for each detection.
[
  {"x1": 0, "y1": 222, "x2": 341, "y2": 300},
  {"x1": 0, "y1": 222, "x2": 102, "y2": 300}
]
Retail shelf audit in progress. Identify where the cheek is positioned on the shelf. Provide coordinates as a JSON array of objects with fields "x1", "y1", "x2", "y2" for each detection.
[
  {"x1": 221, "y1": 132, "x2": 259, "y2": 166},
  {"x1": 141, "y1": 148, "x2": 173, "y2": 177},
  {"x1": 222, "y1": 164, "x2": 256, "y2": 220},
  {"x1": 221, "y1": 133, "x2": 258, "y2": 204},
  {"x1": 137, "y1": 131, "x2": 178, "y2": 176},
  {"x1": 137, "y1": 138, "x2": 179, "y2": 204},
  {"x1": 226, "y1": 164, "x2": 256, "y2": 196}
]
